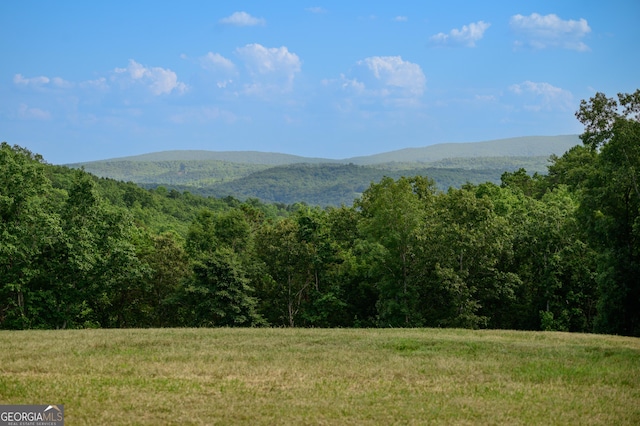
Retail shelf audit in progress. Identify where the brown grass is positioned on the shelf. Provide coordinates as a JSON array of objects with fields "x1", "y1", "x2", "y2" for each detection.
[{"x1": 1, "y1": 328, "x2": 639, "y2": 425}]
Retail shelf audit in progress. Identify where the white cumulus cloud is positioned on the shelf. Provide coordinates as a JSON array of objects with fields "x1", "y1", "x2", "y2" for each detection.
[
  {"x1": 430, "y1": 21, "x2": 491, "y2": 47},
  {"x1": 509, "y1": 81, "x2": 574, "y2": 111},
  {"x1": 197, "y1": 52, "x2": 237, "y2": 90},
  {"x1": 510, "y1": 13, "x2": 591, "y2": 51},
  {"x1": 114, "y1": 59, "x2": 187, "y2": 95},
  {"x1": 357, "y1": 56, "x2": 426, "y2": 97},
  {"x1": 219, "y1": 11, "x2": 265, "y2": 26},
  {"x1": 329, "y1": 56, "x2": 426, "y2": 111},
  {"x1": 236, "y1": 44, "x2": 301, "y2": 76},
  {"x1": 234, "y1": 44, "x2": 301, "y2": 94},
  {"x1": 201, "y1": 52, "x2": 236, "y2": 72}
]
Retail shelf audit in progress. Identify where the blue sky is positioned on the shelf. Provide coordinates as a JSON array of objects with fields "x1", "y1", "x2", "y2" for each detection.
[{"x1": 1, "y1": 1, "x2": 638, "y2": 164}]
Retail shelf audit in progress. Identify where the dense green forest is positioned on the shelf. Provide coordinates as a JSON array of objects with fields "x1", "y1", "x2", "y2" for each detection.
[
  {"x1": 70, "y1": 136, "x2": 578, "y2": 206},
  {"x1": 147, "y1": 163, "x2": 510, "y2": 205},
  {"x1": 1, "y1": 91, "x2": 639, "y2": 335},
  {"x1": 67, "y1": 159, "x2": 273, "y2": 186}
]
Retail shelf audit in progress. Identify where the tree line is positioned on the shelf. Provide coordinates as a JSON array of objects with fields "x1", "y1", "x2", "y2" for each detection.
[{"x1": 1, "y1": 90, "x2": 638, "y2": 335}]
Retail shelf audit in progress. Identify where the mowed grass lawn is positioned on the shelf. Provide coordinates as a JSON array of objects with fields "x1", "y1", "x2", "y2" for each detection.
[{"x1": 1, "y1": 328, "x2": 639, "y2": 425}]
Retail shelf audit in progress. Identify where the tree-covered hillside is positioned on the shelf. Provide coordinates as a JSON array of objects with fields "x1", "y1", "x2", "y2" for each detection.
[
  {"x1": 73, "y1": 135, "x2": 579, "y2": 165},
  {"x1": 2, "y1": 91, "x2": 638, "y2": 335},
  {"x1": 67, "y1": 159, "x2": 271, "y2": 186},
  {"x1": 346, "y1": 135, "x2": 580, "y2": 164},
  {"x1": 85, "y1": 150, "x2": 335, "y2": 164},
  {"x1": 190, "y1": 163, "x2": 504, "y2": 205},
  {"x1": 70, "y1": 153, "x2": 569, "y2": 206},
  {"x1": 74, "y1": 158, "x2": 553, "y2": 206}
]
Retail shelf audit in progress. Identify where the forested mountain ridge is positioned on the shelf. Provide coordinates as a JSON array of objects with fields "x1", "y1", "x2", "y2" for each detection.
[
  {"x1": 80, "y1": 150, "x2": 336, "y2": 165},
  {"x1": 66, "y1": 159, "x2": 272, "y2": 186},
  {"x1": 182, "y1": 163, "x2": 513, "y2": 205},
  {"x1": 71, "y1": 135, "x2": 579, "y2": 165},
  {"x1": 68, "y1": 135, "x2": 579, "y2": 206},
  {"x1": 345, "y1": 135, "x2": 580, "y2": 164},
  {"x1": 2, "y1": 91, "x2": 638, "y2": 335}
]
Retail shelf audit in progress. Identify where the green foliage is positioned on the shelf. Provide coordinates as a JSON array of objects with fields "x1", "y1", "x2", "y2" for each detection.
[
  {"x1": 183, "y1": 209, "x2": 265, "y2": 327},
  {"x1": 357, "y1": 176, "x2": 435, "y2": 326},
  {"x1": 428, "y1": 155, "x2": 553, "y2": 173},
  {"x1": 89, "y1": 162, "x2": 542, "y2": 206},
  {"x1": 183, "y1": 248, "x2": 265, "y2": 327},
  {"x1": 569, "y1": 90, "x2": 640, "y2": 336},
  {"x1": 0, "y1": 143, "x2": 63, "y2": 328},
  {"x1": 70, "y1": 159, "x2": 271, "y2": 185},
  {"x1": 68, "y1": 136, "x2": 579, "y2": 207},
  {"x1": 0, "y1": 93, "x2": 637, "y2": 334},
  {"x1": 135, "y1": 232, "x2": 191, "y2": 327},
  {"x1": 508, "y1": 185, "x2": 597, "y2": 331}
]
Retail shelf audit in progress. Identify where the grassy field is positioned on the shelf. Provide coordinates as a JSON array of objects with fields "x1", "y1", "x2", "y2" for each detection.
[{"x1": 1, "y1": 328, "x2": 639, "y2": 425}]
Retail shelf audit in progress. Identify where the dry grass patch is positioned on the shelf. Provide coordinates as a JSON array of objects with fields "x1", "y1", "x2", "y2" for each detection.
[{"x1": 0, "y1": 328, "x2": 639, "y2": 425}]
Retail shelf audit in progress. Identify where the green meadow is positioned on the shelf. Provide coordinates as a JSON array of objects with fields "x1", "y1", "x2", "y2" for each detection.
[{"x1": 1, "y1": 328, "x2": 639, "y2": 425}]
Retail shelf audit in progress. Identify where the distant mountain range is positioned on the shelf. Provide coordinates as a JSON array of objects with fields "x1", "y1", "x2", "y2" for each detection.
[
  {"x1": 68, "y1": 135, "x2": 581, "y2": 206},
  {"x1": 76, "y1": 134, "x2": 580, "y2": 165}
]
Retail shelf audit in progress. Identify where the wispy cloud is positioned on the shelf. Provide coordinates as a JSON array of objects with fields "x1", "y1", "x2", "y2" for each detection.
[
  {"x1": 509, "y1": 81, "x2": 574, "y2": 111},
  {"x1": 306, "y1": 7, "x2": 327, "y2": 14},
  {"x1": 430, "y1": 21, "x2": 491, "y2": 47},
  {"x1": 219, "y1": 11, "x2": 266, "y2": 27},
  {"x1": 14, "y1": 74, "x2": 50, "y2": 87},
  {"x1": 17, "y1": 103, "x2": 51, "y2": 120},
  {"x1": 114, "y1": 59, "x2": 187, "y2": 95},
  {"x1": 393, "y1": 16, "x2": 408, "y2": 22},
  {"x1": 510, "y1": 13, "x2": 591, "y2": 51},
  {"x1": 51, "y1": 77, "x2": 74, "y2": 89},
  {"x1": 14, "y1": 73, "x2": 79, "y2": 91},
  {"x1": 170, "y1": 107, "x2": 239, "y2": 124}
]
